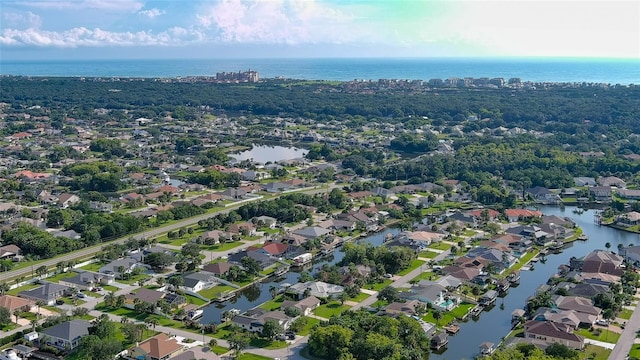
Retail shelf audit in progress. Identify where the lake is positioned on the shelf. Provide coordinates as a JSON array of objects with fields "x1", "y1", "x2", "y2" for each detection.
[
  {"x1": 230, "y1": 145, "x2": 307, "y2": 164},
  {"x1": 431, "y1": 206, "x2": 637, "y2": 360}
]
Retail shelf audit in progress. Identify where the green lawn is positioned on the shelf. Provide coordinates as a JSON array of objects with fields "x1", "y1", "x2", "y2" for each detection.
[
  {"x1": 422, "y1": 310, "x2": 456, "y2": 327},
  {"x1": 364, "y1": 279, "x2": 392, "y2": 291},
  {"x1": 584, "y1": 344, "x2": 611, "y2": 360},
  {"x1": 450, "y1": 302, "x2": 475, "y2": 319},
  {"x1": 259, "y1": 296, "x2": 285, "y2": 311},
  {"x1": 118, "y1": 274, "x2": 151, "y2": 285},
  {"x1": 7, "y1": 283, "x2": 40, "y2": 296},
  {"x1": 237, "y1": 354, "x2": 274, "y2": 360},
  {"x1": 428, "y1": 242, "x2": 452, "y2": 251},
  {"x1": 397, "y1": 259, "x2": 426, "y2": 276},
  {"x1": 79, "y1": 262, "x2": 104, "y2": 272},
  {"x1": 419, "y1": 251, "x2": 439, "y2": 259},
  {"x1": 313, "y1": 301, "x2": 350, "y2": 319},
  {"x1": 509, "y1": 250, "x2": 539, "y2": 273},
  {"x1": 102, "y1": 285, "x2": 119, "y2": 292},
  {"x1": 350, "y1": 292, "x2": 370, "y2": 302},
  {"x1": 184, "y1": 294, "x2": 207, "y2": 306},
  {"x1": 211, "y1": 323, "x2": 236, "y2": 339},
  {"x1": 0, "y1": 322, "x2": 18, "y2": 332},
  {"x1": 410, "y1": 271, "x2": 439, "y2": 283},
  {"x1": 629, "y1": 344, "x2": 640, "y2": 359},
  {"x1": 45, "y1": 272, "x2": 76, "y2": 283},
  {"x1": 619, "y1": 308, "x2": 633, "y2": 320},
  {"x1": 249, "y1": 338, "x2": 287, "y2": 349},
  {"x1": 211, "y1": 345, "x2": 229, "y2": 355},
  {"x1": 202, "y1": 241, "x2": 244, "y2": 252},
  {"x1": 197, "y1": 285, "x2": 236, "y2": 300},
  {"x1": 298, "y1": 317, "x2": 322, "y2": 336},
  {"x1": 576, "y1": 328, "x2": 620, "y2": 343}
]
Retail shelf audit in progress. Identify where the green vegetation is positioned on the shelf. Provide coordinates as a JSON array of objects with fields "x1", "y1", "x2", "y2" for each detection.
[
  {"x1": 576, "y1": 328, "x2": 620, "y2": 343},
  {"x1": 397, "y1": 259, "x2": 426, "y2": 276},
  {"x1": 313, "y1": 301, "x2": 351, "y2": 319},
  {"x1": 197, "y1": 285, "x2": 236, "y2": 300}
]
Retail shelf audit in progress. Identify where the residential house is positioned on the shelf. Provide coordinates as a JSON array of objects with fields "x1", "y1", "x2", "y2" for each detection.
[
  {"x1": 0, "y1": 295, "x2": 35, "y2": 313},
  {"x1": 383, "y1": 300, "x2": 422, "y2": 317},
  {"x1": 465, "y1": 209, "x2": 501, "y2": 222},
  {"x1": 231, "y1": 309, "x2": 293, "y2": 333},
  {"x1": 402, "y1": 282, "x2": 457, "y2": 311},
  {"x1": 200, "y1": 230, "x2": 232, "y2": 244},
  {"x1": 388, "y1": 231, "x2": 444, "y2": 252},
  {"x1": 286, "y1": 281, "x2": 344, "y2": 300},
  {"x1": 442, "y1": 266, "x2": 481, "y2": 282},
  {"x1": 619, "y1": 245, "x2": 640, "y2": 265},
  {"x1": 19, "y1": 282, "x2": 71, "y2": 306},
  {"x1": 589, "y1": 186, "x2": 612, "y2": 202},
  {"x1": 220, "y1": 188, "x2": 247, "y2": 200},
  {"x1": 182, "y1": 272, "x2": 218, "y2": 293},
  {"x1": 0, "y1": 245, "x2": 22, "y2": 260},
  {"x1": 57, "y1": 193, "x2": 80, "y2": 209},
  {"x1": 371, "y1": 187, "x2": 395, "y2": 198},
  {"x1": 190, "y1": 193, "x2": 224, "y2": 207},
  {"x1": 577, "y1": 250, "x2": 624, "y2": 276},
  {"x1": 555, "y1": 282, "x2": 610, "y2": 300},
  {"x1": 526, "y1": 187, "x2": 559, "y2": 203},
  {"x1": 88, "y1": 201, "x2": 113, "y2": 212},
  {"x1": 524, "y1": 320, "x2": 584, "y2": 349},
  {"x1": 616, "y1": 189, "x2": 640, "y2": 200},
  {"x1": 574, "y1": 177, "x2": 597, "y2": 187},
  {"x1": 228, "y1": 222, "x2": 256, "y2": 236},
  {"x1": 126, "y1": 333, "x2": 184, "y2": 360},
  {"x1": 616, "y1": 212, "x2": 640, "y2": 227},
  {"x1": 293, "y1": 226, "x2": 331, "y2": 239},
  {"x1": 531, "y1": 308, "x2": 582, "y2": 329},
  {"x1": 59, "y1": 271, "x2": 115, "y2": 291},
  {"x1": 430, "y1": 333, "x2": 448, "y2": 350},
  {"x1": 504, "y1": 209, "x2": 543, "y2": 223},
  {"x1": 39, "y1": 319, "x2": 91, "y2": 350},
  {"x1": 100, "y1": 257, "x2": 146, "y2": 278},
  {"x1": 202, "y1": 262, "x2": 232, "y2": 276},
  {"x1": 598, "y1": 176, "x2": 626, "y2": 188},
  {"x1": 280, "y1": 296, "x2": 321, "y2": 316},
  {"x1": 227, "y1": 250, "x2": 275, "y2": 269},
  {"x1": 552, "y1": 295, "x2": 602, "y2": 317},
  {"x1": 253, "y1": 216, "x2": 277, "y2": 229},
  {"x1": 248, "y1": 242, "x2": 289, "y2": 258}
]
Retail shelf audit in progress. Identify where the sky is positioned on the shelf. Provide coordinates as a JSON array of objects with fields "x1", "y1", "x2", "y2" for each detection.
[{"x1": 1, "y1": 0, "x2": 639, "y2": 60}]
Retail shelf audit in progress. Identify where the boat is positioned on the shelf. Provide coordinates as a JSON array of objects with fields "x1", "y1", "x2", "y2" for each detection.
[
  {"x1": 470, "y1": 305, "x2": 484, "y2": 317},
  {"x1": 215, "y1": 291, "x2": 236, "y2": 302},
  {"x1": 0, "y1": 349, "x2": 20, "y2": 360},
  {"x1": 186, "y1": 309, "x2": 203, "y2": 320},
  {"x1": 273, "y1": 265, "x2": 290, "y2": 277},
  {"x1": 577, "y1": 234, "x2": 588, "y2": 241},
  {"x1": 443, "y1": 324, "x2": 460, "y2": 334},
  {"x1": 530, "y1": 257, "x2": 539, "y2": 263}
]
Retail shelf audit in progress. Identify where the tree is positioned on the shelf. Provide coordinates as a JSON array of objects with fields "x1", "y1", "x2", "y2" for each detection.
[
  {"x1": 308, "y1": 324, "x2": 354, "y2": 359},
  {"x1": 0, "y1": 282, "x2": 9, "y2": 296},
  {"x1": 261, "y1": 318, "x2": 284, "y2": 340},
  {"x1": 72, "y1": 307, "x2": 89, "y2": 318},
  {"x1": 432, "y1": 310, "x2": 442, "y2": 326},
  {"x1": 144, "y1": 252, "x2": 174, "y2": 271},
  {"x1": 0, "y1": 307, "x2": 11, "y2": 326},
  {"x1": 241, "y1": 256, "x2": 262, "y2": 276},
  {"x1": 90, "y1": 314, "x2": 116, "y2": 339},
  {"x1": 208, "y1": 338, "x2": 218, "y2": 348},
  {"x1": 77, "y1": 335, "x2": 122, "y2": 360},
  {"x1": 228, "y1": 332, "x2": 250, "y2": 357},
  {"x1": 13, "y1": 309, "x2": 20, "y2": 324},
  {"x1": 104, "y1": 291, "x2": 116, "y2": 308},
  {"x1": 378, "y1": 286, "x2": 400, "y2": 303},
  {"x1": 36, "y1": 265, "x2": 48, "y2": 278},
  {"x1": 339, "y1": 291, "x2": 349, "y2": 305},
  {"x1": 167, "y1": 275, "x2": 184, "y2": 290},
  {"x1": 181, "y1": 243, "x2": 201, "y2": 259}
]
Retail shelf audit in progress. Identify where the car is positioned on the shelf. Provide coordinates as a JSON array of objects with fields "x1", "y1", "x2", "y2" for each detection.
[
  {"x1": 596, "y1": 319, "x2": 609, "y2": 326},
  {"x1": 95, "y1": 287, "x2": 103, "y2": 291},
  {"x1": 76, "y1": 292, "x2": 86, "y2": 298},
  {"x1": 55, "y1": 299, "x2": 64, "y2": 305},
  {"x1": 384, "y1": 273, "x2": 393, "y2": 279}
]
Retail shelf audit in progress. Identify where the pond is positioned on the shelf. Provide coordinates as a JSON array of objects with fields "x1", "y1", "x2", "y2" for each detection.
[
  {"x1": 230, "y1": 145, "x2": 308, "y2": 164},
  {"x1": 199, "y1": 227, "x2": 399, "y2": 325},
  {"x1": 430, "y1": 205, "x2": 638, "y2": 360}
]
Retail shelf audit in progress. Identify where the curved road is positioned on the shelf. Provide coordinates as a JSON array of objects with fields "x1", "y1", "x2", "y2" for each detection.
[{"x1": 0, "y1": 186, "x2": 335, "y2": 284}]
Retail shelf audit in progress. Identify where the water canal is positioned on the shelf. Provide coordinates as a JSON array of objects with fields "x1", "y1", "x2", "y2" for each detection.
[
  {"x1": 230, "y1": 144, "x2": 308, "y2": 163},
  {"x1": 431, "y1": 205, "x2": 640, "y2": 360},
  {"x1": 199, "y1": 227, "x2": 400, "y2": 325}
]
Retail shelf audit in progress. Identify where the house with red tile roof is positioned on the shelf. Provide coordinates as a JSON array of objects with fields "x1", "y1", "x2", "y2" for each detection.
[
  {"x1": 126, "y1": 333, "x2": 184, "y2": 360},
  {"x1": 505, "y1": 209, "x2": 543, "y2": 223}
]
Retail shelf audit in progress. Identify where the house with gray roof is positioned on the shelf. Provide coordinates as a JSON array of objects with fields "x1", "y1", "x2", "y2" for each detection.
[
  {"x1": 293, "y1": 226, "x2": 331, "y2": 239},
  {"x1": 19, "y1": 282, "x2": 71, "y2": 306},
  {"x1": 100, "y1": 257, "x2": 146, "y2": 278},
  {"x1": 182, "y1": 271, "x2": 218, "y2": 293},
  {"x1": 59, "y1": 270, "x2": 115, "y2": 290},
  {"x1": 39, "y1": 319, "x2": 91, "y2": 350},
  {"x1": 286, "y1": 281, "x2": 344, "y2": 300},
  {"x1": 231, "y1": 309, "x2": 293, "y2": 333}
]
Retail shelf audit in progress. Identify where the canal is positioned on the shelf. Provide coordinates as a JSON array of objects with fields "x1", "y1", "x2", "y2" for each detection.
[
  {"x1": 199, "y1": 227, "x2": 400, "y2": 324},
  {"x1": 431, "y1": 205, "x2": 640, "y2": 360}
]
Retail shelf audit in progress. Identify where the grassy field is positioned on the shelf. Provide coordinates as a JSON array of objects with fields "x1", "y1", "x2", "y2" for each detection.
[
  {"x1": 211, "y1": 345, "x2": 229, "y2": 355},
  {"x1": 298, "y1": 317, "x2": 322, "y2": 336},
  {"x1": 419, "y1": 251, "x2": 439, "y2": 259},
  {"x1": 249, "y1": 338, "x2": 287, "y2": 349},
  {"x1": 428, "y1": 242, "x2": 452, "y2": 251},
  {"x1": 313, "y1": 301, "x2": 350, "y2": 319},
  {"x1": 397, "y1": 259, "x2": 426, "y2": 276},
  {"x1": 237, "y1": 354, "x2": 274, "y2": 360},
  {"x1": 197, "y1": 285, "x2": 236, "y2": 300},
  {"x1": 364, "y1": 279, "x2": 392, "y2": 291},
  {"x1": 350, "y1": 292, "x2": 370, "y2": 302},
  {"x1": 619, "y1": 308, "x2": 633, "y2": 320},
  {"x1": 202, "y1": 241, "x2": 245, "y2": 252},
  {"x1": 451, "y1": 302, "x2": 475, "y2": 319},
  {"x1": 576, "y1": 328, "x2": 620, "y2": 343},
  {"x1": 583, "y1": 344, "x2": 611, "y2": 360},
  {"x1": 259, "y1": 296, "x2": 285, "y2": 311},
  {"x1": 79, "y1": 262, "x2": 104, "y2": 272},
  {"x1": 629, "y1": 343, "x2": 640, "y2": 359},
  {"x1": 6, "y1": 283, "x2": 40, "y2": 296},
  {"x1": 422, "y1": 310, "x2": 456, "y2": 327},
  {"x1": 509, "y1": 250, "x2": 539, "y2": 273}
]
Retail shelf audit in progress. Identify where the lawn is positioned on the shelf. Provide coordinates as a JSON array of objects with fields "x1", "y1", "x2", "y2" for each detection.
[
  {"x1": 0, "y1": 322, "x2": 18, "y2": 332},
  {"x1": 197, "y1": 284, "x2": 236, "y2": 300},
  {"x1": 237, "y1": 354, "x2": 274, "y2": 360},
  {"x1": 630, "y1": 344, "x2": 640, "y2": 359},
  {"x1": 583, "y1": 344, "x2": 611, "y2": 360},
  {"x1": 298, "y1": 317, "x2": 322, "y2": 336},
  {"x1": 364, "y1": 279, "x2": 392, "y2": 291},
  {"x1": 7, "y1": 283, "x2": 40, "y2": 296},
  {"x1": 422, "y1": 310, "x2": 456, "y2": 327},
  {"x1": 102, "y1": 285, "x2": 119, "y2": 292},
  {"x1": 118, "y1": 273, "x2": 151, "y2": 285},
  {"x1": 619, "y1": 308, "x2": 633, "y2": 320},
  {"x1": 202, "y1": 241, "x2": 244, "y2": 252},
  {"x1": 45, "y1": 272, "x2": 76, "y2": 283},
  {"x1": 576, "y1": 328, "x2": 620, "y2": 343},
  {"x1": 350, "y1": 292, "x2": 370, "y2": 302},
  {"x1": 509, "y1": 250, "x2": 539, "y2": 273},
  {"x1": 249, "y1": 338, "x2": 287, "y2": 349},
  {"x1": 419, "y1": 251, "x2": 439, "y2": 259},
  {"x1": 428, "y1": 242, "x2": 452, "y2": 251},
  {"x1": 211, "y1": 345, "x2": 229, "y2": 355},
  {"x1": 259, "y1": 296, "x2": 285, "y2": 311},
  {"x1": 397, "y1": 259, "x2": 426, "y2": 276},
  {"x1": 450, "y1": 302, "x2": 475, "y2": 319},
  {"x1": 184, "y1": 294, "x2": 207, "y2": 306},
  {"x1": 79, "y1": 262, "x2": 104, "y2": 272},
  {"x1": 313, "y1": 301, "x2": 350, "y2": 319},
  {"x1": 211, "y1": 322, "x2": 236, "y2": 339}
]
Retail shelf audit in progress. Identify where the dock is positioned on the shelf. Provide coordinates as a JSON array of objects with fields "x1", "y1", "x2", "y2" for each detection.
[{"x1": 443, "y1": 324, "x2": 460, "y2": 334}]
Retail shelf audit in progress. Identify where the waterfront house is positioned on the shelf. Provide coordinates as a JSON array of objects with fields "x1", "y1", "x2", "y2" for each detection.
[
  {"x1": 231, "y1": 309, "x2": 293, "y2": 333},
  {"x1": 479, "y1": 290, "x2": 498, "y2": 306},
  {"x1": 126, "y1": 333, "x2": 184, "y2": 360},
  {"x1": 286, "y1": 281, "x2": 344, "y2": 300},
  {"x1": 576, "y1": 250, "x2": 624, "y2": 276},
  {"x1": 402, "y1": 282, "x2": 458, "y2": 311},
  {"x1": 280, "y1": 296, "x2": 321, "y2": 316},
  {"x1": 39, "y1": 319, "x2": 91, "y2": 350},
  {"x1": 598, "y1": 176, "x2": 626, "y2": 188},
  {"x1": 202, "y1": 262, "x2": 232, "y2": 276},
  {"x1": 524, "y1": 320, "x2": 584, "y2": 350},
  {"x1": 182, "y1": 271, "x2": 218, "y2": 293},
  {"x1": 430, "y1": 332, "x2": 448, "y2": 350},
  {"x1": 504, "y1": 209, "x2": 543, "y2": 223},
  {"x1": 551, "y1": 295, "x2": 602, "y2": 317},
  {"x1": 589, "y1": 186, "x2": 612, "y2": 202},
  {"x1": 574, "y1": 177, "x2": 596, "y2": 187},
  {"x1": 617, "y1": 189, "x2": 640, "y2": 200},
  {"x1": 615, "y1": 211, "x2": 640, "y2": 227},
  {"x1": 383, "y1": 300, "x2": 421, "y2": 317}
]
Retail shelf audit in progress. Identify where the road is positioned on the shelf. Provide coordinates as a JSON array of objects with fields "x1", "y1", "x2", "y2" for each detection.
[
  {"x1": 0, "y1": 186, "x2": 335, "y2": 284},
  {"x1": 608, "y1": 293, "x2": 640, "y2": 359}
]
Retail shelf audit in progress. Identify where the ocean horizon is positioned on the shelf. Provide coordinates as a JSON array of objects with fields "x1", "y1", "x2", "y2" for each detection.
[{"x1": 1, "y1": 57, "x2": 639, "y2": 84}]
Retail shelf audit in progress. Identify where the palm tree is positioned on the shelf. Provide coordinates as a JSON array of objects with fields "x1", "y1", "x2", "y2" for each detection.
[
  {"x1": 35, "y1": 301, "x2": 44, "y2": 319},
  {"x1": 0, "y1": 282, "x2": 9, "y2": 295},
  {"x1": 269, "y1": 286, "x2": 278, "y2": 299},
  {"x1": 432, "y1": 310, "x2": 442, "y2": 327},
  {"x1": 13, "y1": 309, "x2": 21, "y2": 324},
  {"x1": 104, "y1": 291, "x2": 116, "y2": 308},
  {"x1": 605, "y1": 242, "x2": 612, "y2": 250}
]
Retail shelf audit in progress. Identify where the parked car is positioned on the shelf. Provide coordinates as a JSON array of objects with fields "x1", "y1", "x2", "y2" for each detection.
[
  {"x1": 55, "y1": 299, "x2": 64, "y2": 305},
  {"x1": 76, "y1": 292, "x2": 86, "y2": 299},
  {"x1": 596, "y1": 319, "x2": 609, "y2": 326}
]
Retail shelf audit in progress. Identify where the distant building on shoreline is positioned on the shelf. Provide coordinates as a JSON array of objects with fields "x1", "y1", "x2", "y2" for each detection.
[{"x1": 215, "y1": 70, "x2": 259, "y2": 83}]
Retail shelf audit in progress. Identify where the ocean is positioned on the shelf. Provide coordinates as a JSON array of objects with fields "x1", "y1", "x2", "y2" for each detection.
[{"x1": 1, "y1": 58, "x2": 639, "y2": 84}]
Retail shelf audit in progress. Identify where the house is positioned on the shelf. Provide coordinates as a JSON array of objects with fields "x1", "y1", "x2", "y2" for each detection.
[
  {"x1": 190, "y1": 193, "x2": 224, "y2": 207},
  {"x1": 220, "y1": 188, "x2": 247, "y2": 200},
  {"x1": 589, "y1": 186, "x2": 612, "y2": 202},
  {"x1": 227, "y1": 250, "x2": 275, "y2": 269},
  {"x1": 59, "y1": 270, "x2": 115, "y2": 290},
  {"x1": 479, "y1": 290, "x2": 498, "y2": 306},
  {"x1": 88, "y1": 201, "x2": 113, "y2": 212},
  {"x1": 0, "y1": 295, "x2": 35, "y2": 313},
  {"x1": 616, "y1": 189, "x2": 640, "y2": 200},
  {"x1": 280, "y1": 296, "x2": 321, "y2": 316},
  {"x1": 479, "y1": 342, "x2": 495, "y2": 356},
  {"x1": 0, "y1": 245, "x2": 22, "y2": 260},
  {"x1": 616, "y1": 211, "x2": 640, "y2": 227},
  {"x1": 383, "y1": 300, "x2": 421, "y2": 316},
  {"x1": 371, "y1": 187, "x2": 395, "y2": 198},
  {"x1": 39, "y1": 319, "x2": 91, "y2": 350},
  {"x1": 286, "y1": 281, "x2": 344, "y2": 300},
  {"x1": 598, "y1": 176, "x2": 626, "y2": 188},
  {"x1": 504, "y1": 209, "x2": 543, "y2": 223},
  {"x1": 232, "y1": 309, "x2": 293, "y2": 333},
  {"x1": 125, "y1": 288, "x2": 166, "y2": 306},
  {"x1": 200, "y1": 230, "x2": 232, "y2": 244},
  {"x1": 57, "y1": 193, "x2": 80, "y2": 209},
  {"x1": 293, "y1": 226, "x2": 331, "y2": 239},
  {"x1": 574, "y1": 177, "x2": 597, "y2": 187},
  {"x1": 228, "y1": 222, "x2": 256, "y2": 236},
  {"x1": 249, "y1": 242, "x2": 288, "y2": 257},
  {"x1": 465, "y1": 209, "x2": 501, "y2": 222},
  {"x1": 253, "y1": 215, "x2": 277, "y2": 229},
  {"x1": 202, "y1": 262, "x2": 232, "y2": 276},
  {"x1": 524, "y1": 320, "x2": 584, "y2": 349},
  {"x1": 580, "y1": 250, "x2": 624, "y2": 276},
  {"x1": 552, "y1": 295, "x2": 602, "y2": 317},
  {"x1": 19, "y1": 282, "x2": 71, "y2": 306},
  {"x1": 620, "y1": 245, "x2": 640, "y2": 265},
  {"x1": 430, "y1": 332, "x2": 448, "y2": 350},
  {"x1": 402, "y1": 282, "x2": 457, "y2": 311},
  {"x1": 168, "y1": 347, "x2": 217, "y2": 360},
  {"x1": 261, "y1": 182, "x2": 291, "y2": 193},
  {"x1": 182, "y1": 272, "x2": 218, "y2": 293},
  {"x1": 127, "y1": 333, "x2": 184, "y2": 360},
  {"x1": 526, "y1": 187, "x2": 559, "y2": 202},
  {"x1": 531, "y1": 308, "x2": 584, "y2": 329},
  {"x1": 100, "y1": 257, "x2": 146, "y2": 278}
]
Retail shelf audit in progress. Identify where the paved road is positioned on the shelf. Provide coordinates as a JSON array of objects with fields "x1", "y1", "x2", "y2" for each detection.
[
  {"x1": 0, "y1": 186, "x2": 335, "y2": 284},
  {"x1": 608, "y1": 293, "x2": 640, "y2": 359}
]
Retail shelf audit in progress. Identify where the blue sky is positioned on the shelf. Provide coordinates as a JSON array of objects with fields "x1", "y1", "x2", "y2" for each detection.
[{"x1": 1, "y1": 0, "x2": 639, "y2": 60}]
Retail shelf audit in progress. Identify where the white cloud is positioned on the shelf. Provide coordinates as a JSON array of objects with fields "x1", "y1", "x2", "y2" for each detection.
[
  {"x1": 196, "y1": 0, "x2": 367, "y2": 44},
  {"x1": 2, "y1": 11, "x2": 42, "y2": 29},
  {"x1": 138, "y1": 8, "x2": 165, "y2": 18},
  {"x1": 0, "y1": 26, "x2": 197, "y2": 47},
  {"x1": 18, "y1": 0, "x2": 144, "y2": 12}
]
